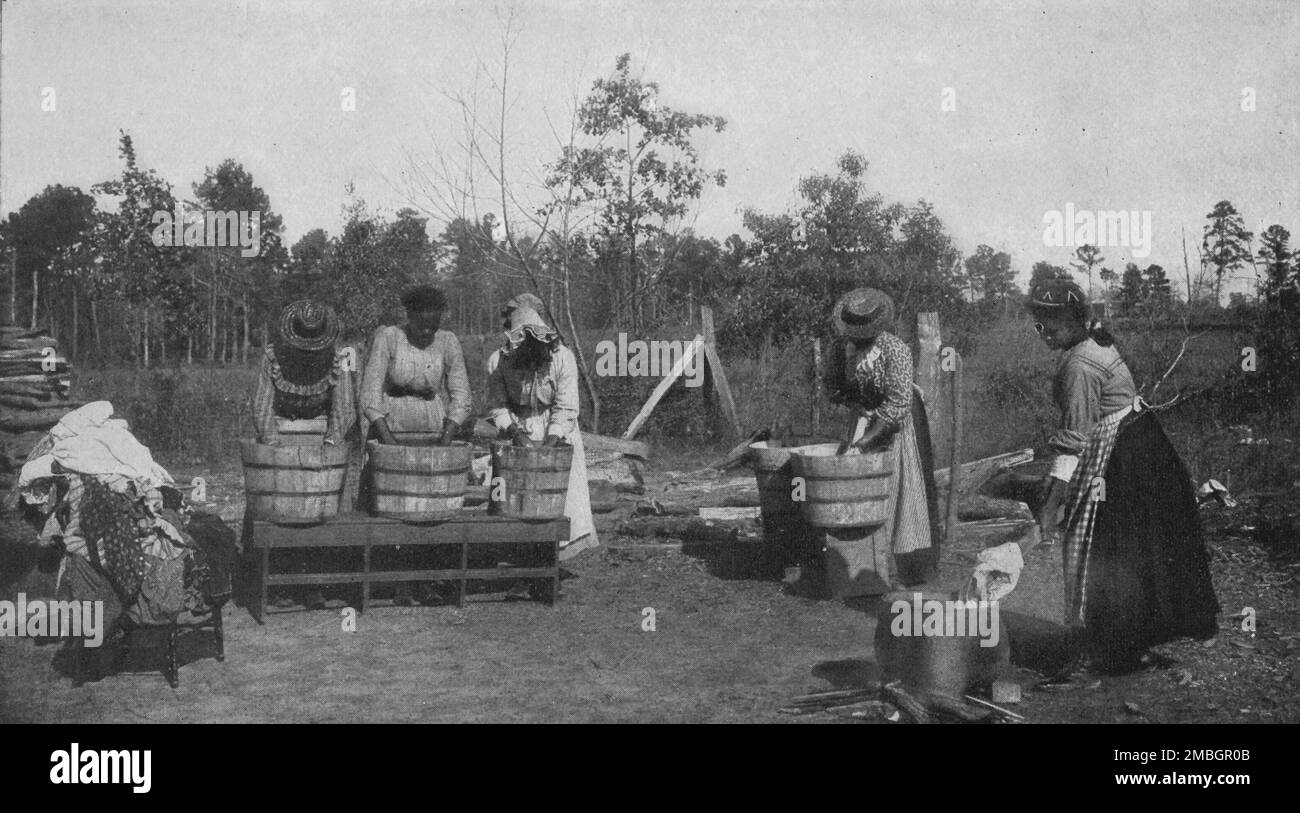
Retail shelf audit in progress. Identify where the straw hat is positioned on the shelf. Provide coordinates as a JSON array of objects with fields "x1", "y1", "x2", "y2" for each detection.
[
  {"x1": 278, "y1": 300, "x2": 338, "y2": 353},
  {"x1": 832, "y1": 288, "x2": 895, "y2": 340}
]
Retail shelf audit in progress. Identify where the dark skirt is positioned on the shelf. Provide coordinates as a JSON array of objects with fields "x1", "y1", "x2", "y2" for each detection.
[{"x1": 1081, "y1": 410, "x2": 1219, "y2": 669}]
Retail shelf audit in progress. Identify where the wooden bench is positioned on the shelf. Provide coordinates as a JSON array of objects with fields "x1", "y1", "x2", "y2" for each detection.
[{"x1": 242, "y1": 512, "x2": 569, "y2": 623}]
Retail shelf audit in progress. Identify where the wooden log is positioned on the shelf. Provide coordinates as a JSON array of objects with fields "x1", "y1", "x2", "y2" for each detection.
[
  {"x1": 698, "y1": 507, "x2": 760, "y2": 521},
  {"x1": 0, "y1": 382, "x2": 70, "y2": 399},
  {"x1": 944, "y1": 350, "x2": 963, "y2": 545},
  {"x1": 622, "y1": 335, "x2": 705, "y2": 440},
  {"x1": 580, "y1": 432, "x2": 651, "y2": 461},
  {"x1": 934, "y1": 448, "x2": 1034, "y2": 494},
  {"x1": 0, "y1": 407, "x2": 72, "y2": 431},
  {"x1": 958, "y1": 494, "x2": 1033, "y2": 521},
  {"x1": 0, "y1": 393, "x2": 83, "y2": 411},
  {"x1": 883, "y1": 682, "x2": 932, "y2": 724},
  {"x1": 615, "y1": 517, "x2": 741, "y2": 543},
  {"x1": 701, "y1": 306, "x2": 742, "y2": 439},
  {"x1": 789, "y1": 686, "x2": 881, "y2": 705},
  {"x1": 705, "y1": 427, "x2": 769, "y2": 470},
  {"x1": 925, "y1": 690, "x2": 993, "y2": 722}
]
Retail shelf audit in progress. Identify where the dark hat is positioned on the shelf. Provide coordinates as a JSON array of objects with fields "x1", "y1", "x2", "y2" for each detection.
[
  {"x1": 1027, "y1": 279, "x2": 1087, "y2": 316},
  {"x1": 832, "y1": 288, "x2": 895, "y2": 340},
  {"x1": 278, "y1": 300, "x2": 338, "y2": 353}
]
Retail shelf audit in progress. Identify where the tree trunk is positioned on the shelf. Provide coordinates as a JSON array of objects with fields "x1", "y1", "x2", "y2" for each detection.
[
  {"x1": 29, "y1": 265, "x2": 38, "y2": 330},
  {"x1": 71, "y1": 289, "x2": 78, "y2": 361},
  {"x1": 242, "y1": 292, "x2": 250, "y2": 364},
  {"x1": 143, "y1": 307, "x2": 151, "y2": 369}
]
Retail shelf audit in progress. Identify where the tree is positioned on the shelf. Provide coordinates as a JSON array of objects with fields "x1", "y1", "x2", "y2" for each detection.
[
  {"x1": 1257, "y1": 224, "x2": 1295, "y2": 308},
  {"x1": 1143, "y1": 263, "x2": 1173, "y2": 310},
  {"x1": 1201, "y1": 200, "x2": 1253, "y2": 306},
  {"x1": 0, "y1": 185, "x2": 96, "y2": 350},
  {"x1": 553, "y1": 52, "x2": 727, "y2": 331},
  {"x1": 91, "y1": 132, "x2": 190, "y2": 367},
  {"x1": 966, "y1": 245, "x2": 1015, "y2": 306},
  {"x1": 192, "y1": 159, "x2": 287, "y2": 363},
  {"x1": 1118, "y1": 262, "x2": 1149, "y2": 315},
  {"x1": 1070, "y1": 244, "x2": 1104, "y2": 301},
  {"x1": 1029, "y1": 261, "x2": 1073, "y2": 291},
  {"x1": 1098, "y1": 266, "x2": 1119, "y2": 301}
]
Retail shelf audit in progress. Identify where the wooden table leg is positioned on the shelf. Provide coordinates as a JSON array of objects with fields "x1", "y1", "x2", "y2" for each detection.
[
  {"x1": 458, "y1": 540, "x2": 468, "y2": 608},
  {"x1": 550, "y1": 538, "x2": 560, "y2": 605},
  {"x1": 361, "y1": 543, "x2": 371, "y2": 614},
  {"x1": 253, "y1": 546, "x2": 269, "y2": 625}
]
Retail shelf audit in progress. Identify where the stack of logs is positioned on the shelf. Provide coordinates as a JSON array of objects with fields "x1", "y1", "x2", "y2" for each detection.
[{"x1": 0, "y1": 326, "x2": 82, "y2": 493}]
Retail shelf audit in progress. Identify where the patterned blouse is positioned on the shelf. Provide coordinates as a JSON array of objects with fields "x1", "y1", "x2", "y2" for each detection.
[
  {"x1": 839, "y1": 331, "x2": 914, "y2": 431},
  {"x1": 360, "y1": 325, "x2": 471, "y2": 433},
  {"x1": 252, "y1": 346, "x2": 356, "y2": 445}
]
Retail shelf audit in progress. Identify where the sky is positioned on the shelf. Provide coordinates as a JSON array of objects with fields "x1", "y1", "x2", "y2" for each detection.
[{"x1": 1, "y1": 0, "x2": 1297, "y2": 295}]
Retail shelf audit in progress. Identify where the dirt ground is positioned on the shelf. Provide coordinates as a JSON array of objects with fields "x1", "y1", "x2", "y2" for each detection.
[{"x1": 1, "y1": 465, "x2": 1297, "y2": 724}]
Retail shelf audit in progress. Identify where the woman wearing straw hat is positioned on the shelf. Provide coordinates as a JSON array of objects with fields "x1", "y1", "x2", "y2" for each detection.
[
  {"x1": 1028, "y1": 279, "x2": 1217, "y2": 673},
  {"x1": 252, "y1": 299, "x2": 356, "y2": 447},
  {"x1": 825, "y1": 288, "x2": 940, "y2": 587},
  {"x1": 252, "y1": 299, "x2": 357, "y2": 609},
  {"x1": 486, "y1": 303, "x2": 597, "y2": 567}
]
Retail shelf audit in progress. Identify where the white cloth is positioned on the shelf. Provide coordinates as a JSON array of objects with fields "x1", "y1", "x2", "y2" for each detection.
[
  {"x1": 961, "y1": 542, "x2": 1025, "y2": 603},
  {"x1": 18, "y1": 400, "x2": 173, "y2": 490}
]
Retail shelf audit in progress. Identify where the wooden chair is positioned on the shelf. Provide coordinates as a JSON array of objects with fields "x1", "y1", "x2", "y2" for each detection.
[{"x1": 81, "y1": 601, "x2": 226, "y2": 688}]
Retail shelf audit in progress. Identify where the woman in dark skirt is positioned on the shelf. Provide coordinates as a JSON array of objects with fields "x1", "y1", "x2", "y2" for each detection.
[{"x1": 1029, "y1": 279, "x2": 1218, "y2": 673}]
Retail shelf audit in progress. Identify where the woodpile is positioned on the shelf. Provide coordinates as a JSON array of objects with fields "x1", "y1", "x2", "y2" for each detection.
[{"x1": 0, "y1": 326, "x2": 82, "y2": 492}]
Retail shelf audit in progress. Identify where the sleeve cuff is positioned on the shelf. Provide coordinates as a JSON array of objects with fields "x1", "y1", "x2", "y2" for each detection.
[{"x1": 1050, "y1": 454, "x2": 1079, "y2": 482}]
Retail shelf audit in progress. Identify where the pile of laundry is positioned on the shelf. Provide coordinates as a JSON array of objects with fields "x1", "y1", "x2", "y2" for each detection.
[{"x1": 12, "y1": 401, "x2": 236, "y2": 640}]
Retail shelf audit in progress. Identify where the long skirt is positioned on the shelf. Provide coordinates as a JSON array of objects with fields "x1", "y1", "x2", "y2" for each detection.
[
  {"x1": 835, "y1": 389, "x2": 940, "y2": 592},
  {"x1": 1062, "y1": 407, "x2": 1219, "y2": 670}
]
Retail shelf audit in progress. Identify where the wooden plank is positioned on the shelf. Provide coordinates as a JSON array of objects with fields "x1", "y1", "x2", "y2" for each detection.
[
  {"x1": 698, "y1": 507, "x2": 760, "y2": 521},
  {"x1": 579, "y1": 432, "x2": 651, "y2": 461},
  {"x1": 934, "y1": 448, "x2": 1034, "y2": 493},
  {"x1": 705, "y1": 427, "x2": 768, "y2": 470},
  {"x1": 264, "y1": 567, "x2": 558, "y2": 586},
  {"x1": 249, "y1": 514, "x2": 569, "y2": 548},
  {"x1": 944, "y1": 350, "x2": 963, "y2": 544},
  {"x1": 621, "y1": 334, "x2": 704, "y2": 440},
  {"x1": 914, "y1": 312, "x2": 943, "y2": 412},
  {"x1": 700, "y1": 306, "x2": 742, "y2": 439}
]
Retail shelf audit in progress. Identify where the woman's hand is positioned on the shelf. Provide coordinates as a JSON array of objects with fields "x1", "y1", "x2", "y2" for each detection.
[
  {"x1": 509, "y1": 424, "x2": 536, "y2": 447},
  {"x1": 1037, "y1": 477, "x2": 1068, "y2": 544},
  {"x1": 542, "y1": 434, "x2": 563, "y2": 448},
  {"x1": 435, "y1": 418, "x2": 460, "y2": 446},
  {"x1": 374, "y1": 417, "x2": 398, "y2": 445}
]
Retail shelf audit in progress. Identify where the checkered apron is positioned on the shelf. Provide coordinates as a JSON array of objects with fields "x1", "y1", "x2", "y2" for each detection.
[{"x1": 1061, "y1": 403, "x2": 1135, "y2": 626}]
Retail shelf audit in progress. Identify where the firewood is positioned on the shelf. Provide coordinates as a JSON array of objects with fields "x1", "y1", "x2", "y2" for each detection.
[
  {"x1": 0, "y1": 408, "x2": 71, "y2": 431},
  {"x1": 883, "y1": 681, "x2": 932, "y2": 724},
  {"x1": 924, "y1": 691, "x2": 994, "y2": 722}
]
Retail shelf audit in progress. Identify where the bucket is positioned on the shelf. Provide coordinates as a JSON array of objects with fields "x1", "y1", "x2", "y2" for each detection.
[
  {"x1": 240, "y1": 439, "x2": 349, "y2": 524},
  {"x1": 790, "y1": 442, "x2": 893, "y2": 529},
  {"x1": 873, "y1": 589, "x2": 1010, "y2": 695},
  {"x1": 367, "y1": 440, "x2": 472, "y2": 521},
  {"x1": 490, "y1": 442, "x2": 573, "y2": 519},
  {"x1": 749, "y1": 441, "x2": 822, "y2": 572}
]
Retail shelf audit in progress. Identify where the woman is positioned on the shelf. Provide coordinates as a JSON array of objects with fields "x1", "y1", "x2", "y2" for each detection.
[
  {"x1": 825, "y1": 288, "x2": 940, "y2": 589},
  {"x1": 486, "y1": 303, "x2": 597, "y2": 562},
  {"x1": 359, "y1": 285, "x2": 471, "y2": 605},
  {"x1": 360, "y1": 285, "x2": 471, "y2": 446},
  {"x1": 252, "y1": 300, "x2": 355, "y2": 610},
  {"x1": 252, "y1": 300, "x2": 355, "y2": 447},
  {"x1": 1028, "y1": 279, "x2": 1218, "y2": 673}
]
